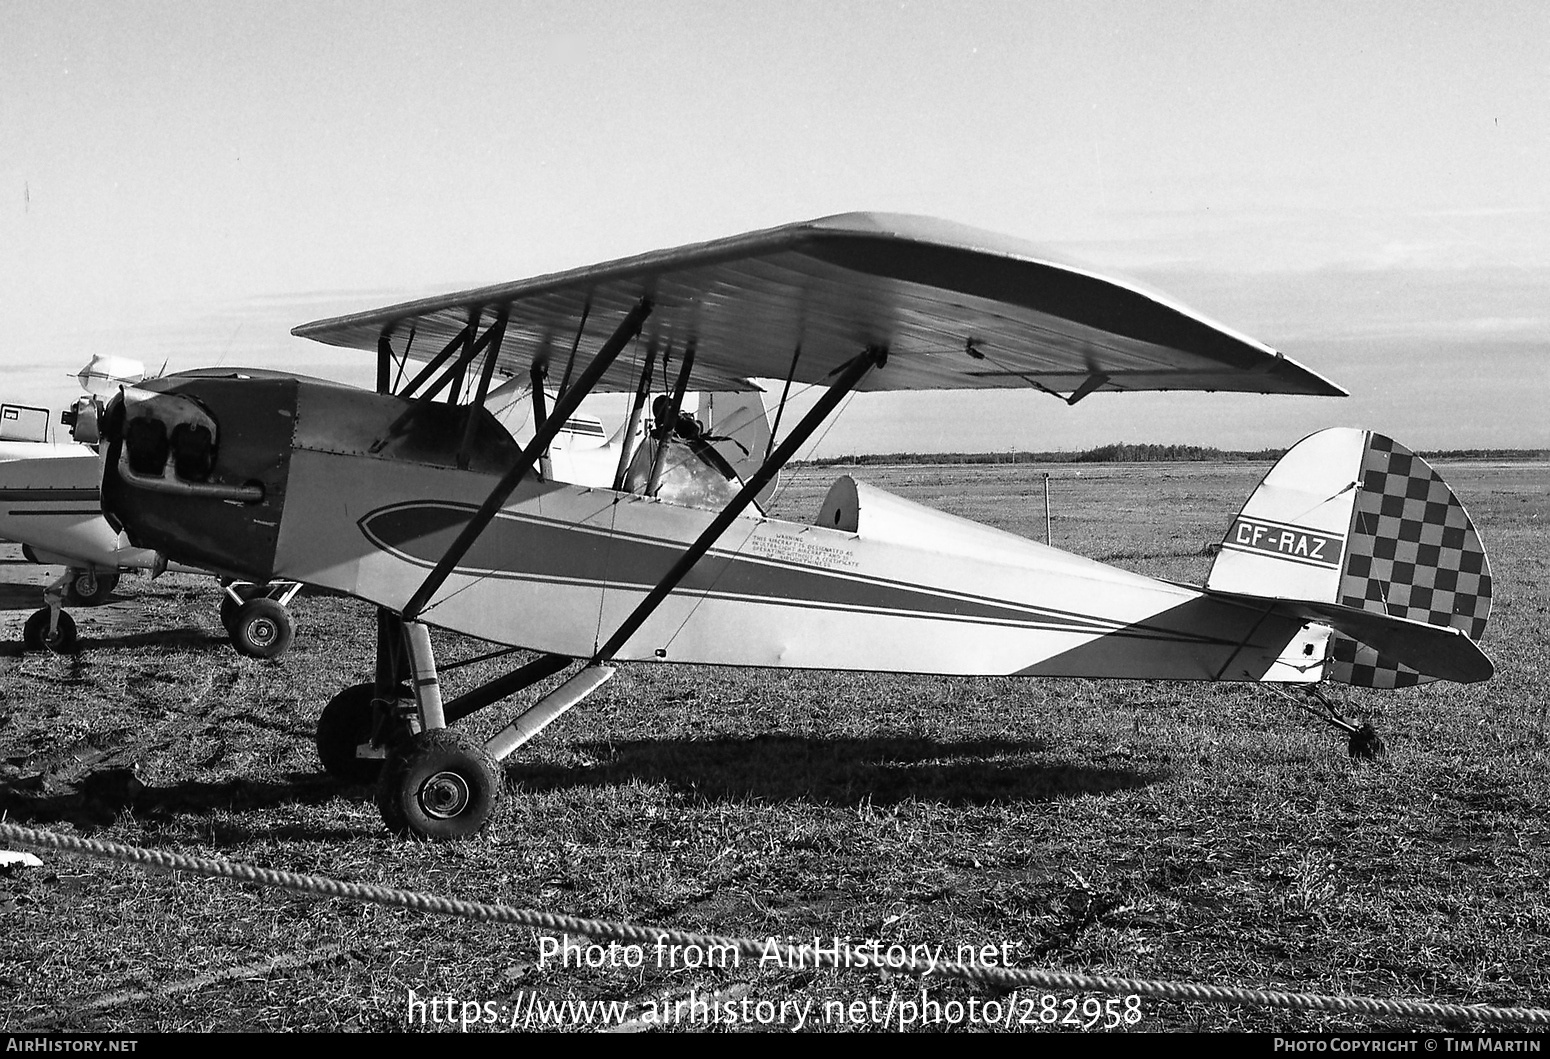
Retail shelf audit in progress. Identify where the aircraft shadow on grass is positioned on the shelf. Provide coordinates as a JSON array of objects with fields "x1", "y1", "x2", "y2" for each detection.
[
  {"x1": 0, "y1": 769, "x2": 357, "y2": 839},
  {"x1": 0, "y1": 623, "x2": 224, "y2": 656},
  {"x1": 0, "y1": 584, "x2": 48, "y2": 609},
  {"x1": 0, "y1": 735, "x2": 1163, "y2": 836},
  {"x1": 69, "y1": 629, "x2": 222, "y2": 651},
  {"x1": 507, "y1": 734, "x2": 1164, "y2": 806},
  {"x1": 0, "y1": 586, "x2": 144, "y2": 617}
]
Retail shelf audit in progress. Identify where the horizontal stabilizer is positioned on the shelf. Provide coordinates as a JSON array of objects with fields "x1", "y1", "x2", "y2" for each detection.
[{"x1": 1208, "y1": 590, "x2": 1494, "y2": 684}]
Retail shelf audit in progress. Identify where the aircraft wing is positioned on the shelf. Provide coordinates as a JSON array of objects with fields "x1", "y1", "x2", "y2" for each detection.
[{"x1": 293, "y1": 212, "x2": 1345, "y2": 398}]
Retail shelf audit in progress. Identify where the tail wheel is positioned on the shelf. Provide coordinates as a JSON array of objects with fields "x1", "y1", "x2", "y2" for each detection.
[
  {"x1": 229, "y1": 598, "x2": 294, "y2": 659},
  {"x1": 1348, "y1": 722, "x2": 1387, "y2": 762},
  {"x1": 377, "y1": 729, "x2": 501, "y2": 840},
  {"x1": 22, "y1": 608, "x2": 77, "y2": 654},
  {"x1": 66, "y1": 569, "x2": 119, "y2": 607}
]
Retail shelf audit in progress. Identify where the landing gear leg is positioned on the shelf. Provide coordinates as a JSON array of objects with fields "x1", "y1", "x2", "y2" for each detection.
[
  {"x1": 1298, "y1": 685, "x2": 1387, "y2": 761},
  {"x1": 375, "y1": 620, "x2": 499, "y2": 839}
]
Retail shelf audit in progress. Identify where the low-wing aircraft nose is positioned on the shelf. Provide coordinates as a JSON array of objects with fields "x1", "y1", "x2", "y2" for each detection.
[{"x1": 100, "y1": 371, "x2": 299, "y2": 581}]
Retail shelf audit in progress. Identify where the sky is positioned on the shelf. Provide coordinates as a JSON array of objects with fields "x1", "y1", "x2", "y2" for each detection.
[{"x1": 4, "y1": 0, "x2": 1547, "y2": 455}]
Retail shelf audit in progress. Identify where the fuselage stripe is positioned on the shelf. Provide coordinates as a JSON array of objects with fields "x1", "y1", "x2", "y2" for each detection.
[
  {"x1": 359, "y1": 501, "x2": 1244, "y2": 649},
  {"x1": 0, "y1": 489, "x2": 100, "y2": 503}
]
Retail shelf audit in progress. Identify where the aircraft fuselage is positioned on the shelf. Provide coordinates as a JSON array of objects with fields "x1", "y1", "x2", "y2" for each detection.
[{"x1": 103, "y1": 372, "x2": 1327, "y2": 682}]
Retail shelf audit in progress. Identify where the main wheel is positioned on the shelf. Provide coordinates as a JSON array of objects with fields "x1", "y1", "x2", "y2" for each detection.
[
  {"x1": 218, "y1": 595, "x2": 242, "y2": 636},
  {"x1": 229, "y1": 598, "x2": 294, "y2": 659},
  {"x1": 377, "y1": 729, "x2": 501, "y2": 840},
  {"x1": 317, "y1": 682, "x2": 413, "y2": 784},
  {"x1": 317, "y1": 683, "x2": 384, "y2": 784},
  {"x1": 22, "y1": 608, "x2": 77, "y2": 653},
  {"x1": 65, "y1": 568, "x2": 118, "y2": 607}
]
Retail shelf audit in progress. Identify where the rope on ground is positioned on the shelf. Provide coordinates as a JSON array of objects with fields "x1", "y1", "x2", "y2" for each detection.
[{"x1": 3, "y1": 820, "x2": 1546, "y2": 1027}]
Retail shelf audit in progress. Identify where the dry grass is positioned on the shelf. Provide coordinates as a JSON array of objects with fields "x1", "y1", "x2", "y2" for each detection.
[{"x1": 1, "y1": 460, "x2": 1546, "y2": 1032}]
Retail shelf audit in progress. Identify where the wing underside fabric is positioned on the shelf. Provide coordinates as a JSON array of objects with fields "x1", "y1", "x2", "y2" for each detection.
[{"x1": 292, "y1": 213, "x2": 1345, "y2": 399}]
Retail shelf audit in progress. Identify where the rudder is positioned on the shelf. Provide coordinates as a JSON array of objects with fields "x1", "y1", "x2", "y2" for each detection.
[{"x1": 1330, "y1": 433, "x2": 1492, "y2": 688}]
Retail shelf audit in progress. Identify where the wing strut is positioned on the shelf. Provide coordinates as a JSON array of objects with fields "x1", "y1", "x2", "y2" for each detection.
[
  {"x1": 388, "y1": 325, "x2": 416, "y2": 394},
  {"x1": 370, "y1": 313, "x2": 504, "y2": 454},
  {"x1": 1066, "y1": 371, "x2": 1111, "y2": 406},
  {"x1": 398, "y1": 323, "x2": 472, "y2": 399},
  {"x1": 530, "y1": 358, "x2": 548, "y2": 433},
  {"x1": 765, "y1": 343, "x2": 802, "y2": 463},
  {"x1": 399, "y1": 297, "x2": 655, "y2": 623},
  {"x1": 555, "y1": 299, "x2": 590, "y2": 398},
  {"x1": 376, "y1": 331, "x2": 396, "y2": 394},
  {"x1": 591, "y1": 344, "x2": 888, "y2": 664},
  {"x1": 530, "y1": 357, "x2": 551, "y2": 479},
  {"x1": 456, "y1": 309, "x2": 508, "y2": 470},
  {"x1": 444, "y1": 306, "x2": 483, "y2": 404},
  {"x1": 612, "y1": 338, "x2": 660, "y2": 490},
  {"x1": 646, "y1": 338, "x2": 696, "y2": 496}
]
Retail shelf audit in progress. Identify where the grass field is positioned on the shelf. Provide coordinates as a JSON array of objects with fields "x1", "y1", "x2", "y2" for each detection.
[{"x1": 1, "y1": 459, "x2": 1546, "y2": 1033}]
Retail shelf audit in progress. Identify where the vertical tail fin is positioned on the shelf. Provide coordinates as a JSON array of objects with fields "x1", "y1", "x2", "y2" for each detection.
[{"x1": 1207, "y1": 429, "x2": 1492, "y2": 688}]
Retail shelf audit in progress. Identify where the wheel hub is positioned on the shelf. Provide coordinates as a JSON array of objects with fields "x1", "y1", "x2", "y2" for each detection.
[
  {"x1": 418, "y1": 770, "x2": 472, "y2": 818},
  {"x1": 247, "y1": 618, "x2": 277, "y2": 646}
]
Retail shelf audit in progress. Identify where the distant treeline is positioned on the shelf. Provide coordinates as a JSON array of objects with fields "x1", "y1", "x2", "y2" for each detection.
[
  {"x1": 1419, "y1": 449, "x2": 1549, "y2": 461},
  {"x1": 803, "y1": 444, "x2": 1548, "y2": 467}
]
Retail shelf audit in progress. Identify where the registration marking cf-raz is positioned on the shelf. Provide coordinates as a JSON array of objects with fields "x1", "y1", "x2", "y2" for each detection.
[{"x1": 1224, "y1": 517, "x2": 1344, "y2": 569}]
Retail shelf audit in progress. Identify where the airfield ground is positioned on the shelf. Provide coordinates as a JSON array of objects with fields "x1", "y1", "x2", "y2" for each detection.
[{"x1": 0, "y1": 459, "x2": 1546, "y2": 1033}]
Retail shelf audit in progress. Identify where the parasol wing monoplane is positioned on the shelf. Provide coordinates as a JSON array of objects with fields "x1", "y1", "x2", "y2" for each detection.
[{"x1": 98, "y1": 214, "x2": 1489, "y2": 839}]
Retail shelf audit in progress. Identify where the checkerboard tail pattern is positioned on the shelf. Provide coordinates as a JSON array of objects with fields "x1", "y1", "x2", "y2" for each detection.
[{"x1": 1328, "y1": 433, "x2": 1492, "y2": 689}]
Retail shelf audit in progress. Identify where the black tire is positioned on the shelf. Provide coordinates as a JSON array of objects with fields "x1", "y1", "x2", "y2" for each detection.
[
  {"x1": 229, "y1": 598, "x2": 294, "y2": 659},
  {"x1": 1348, "y1": 723, "x2": 1387, "y2": 762},
  {"x1": 317, "y1": 683, "x2": 384, "y2": 784},
  {"x1": 317, "y1": 682, "x2": 412, "y2": 784},
  {"x1": 65, "y1": 568, "x2": 118, "y2": 607},
  {"x1": 218, "y1": 595, "x2": 242, "y2": 636},
  {"x1": 22, "y1": 608, "x2": 77, "y2": 653},
  {"x1": 377, "y1": 729, "x2": 501, "y2": 840}
]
